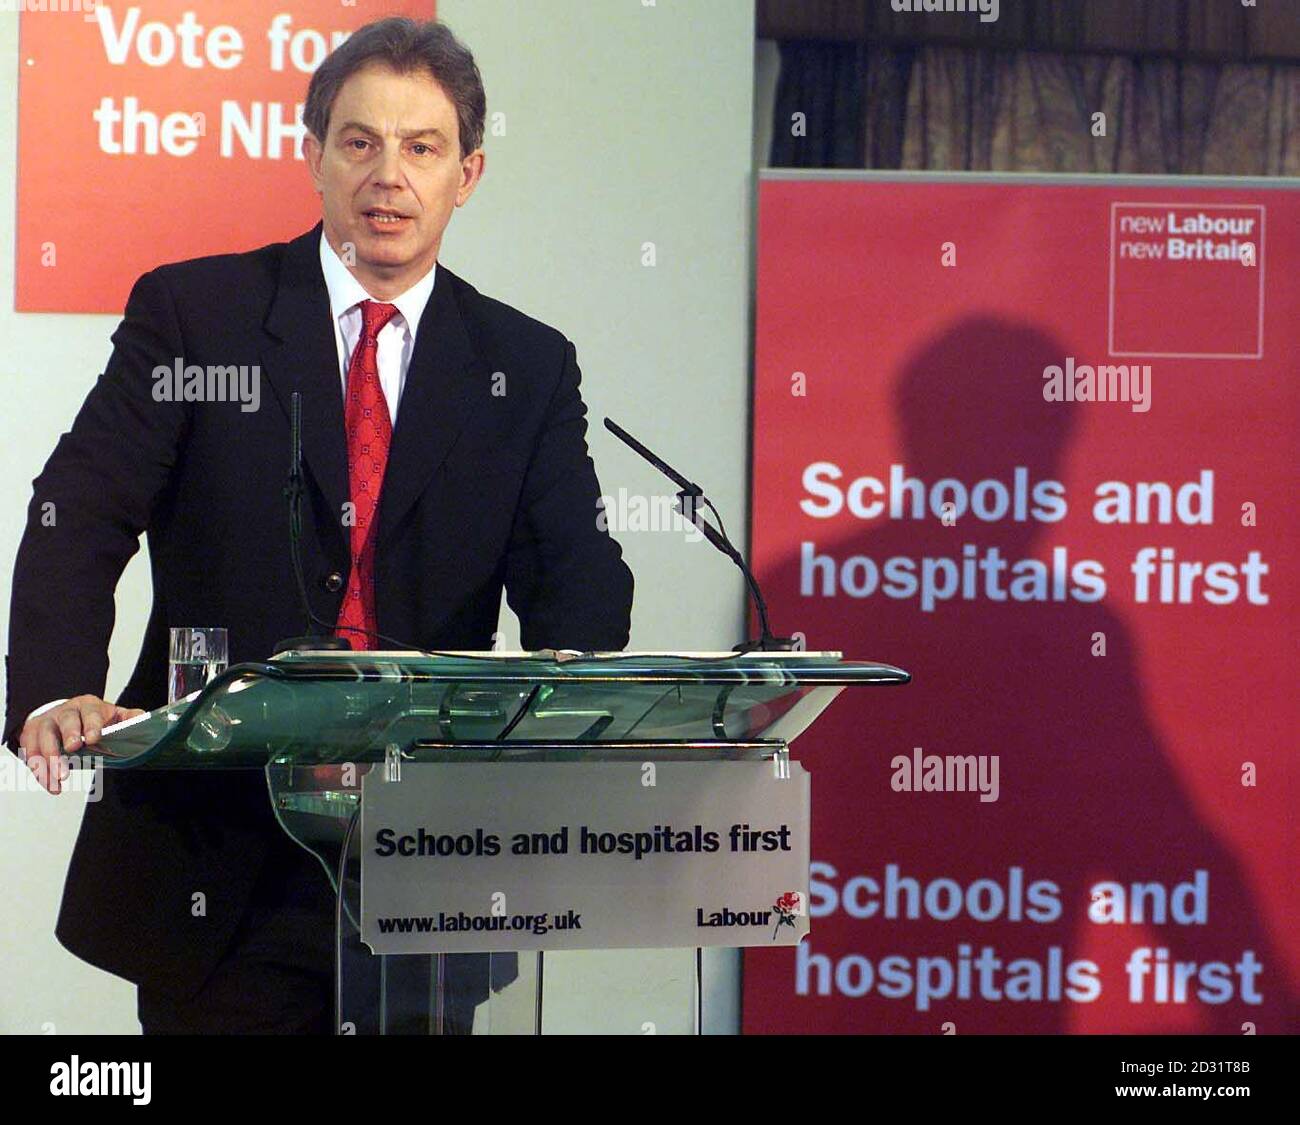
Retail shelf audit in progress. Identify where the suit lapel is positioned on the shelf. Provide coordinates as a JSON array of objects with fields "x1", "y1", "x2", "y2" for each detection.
[
  {"x1": 260, "y1": 223, "x2": 350, "y2": 527},
  {"x1": 260, "y1": 225, "x2": 481, "y2": 553},
  {"x1": 377, "y1": 262, "x2": 480, "y2": 549}
]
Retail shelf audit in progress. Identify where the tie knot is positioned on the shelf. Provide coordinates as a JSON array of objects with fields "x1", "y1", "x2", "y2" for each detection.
[{"x1": 360, "y1": 299, "x2": 400, "y2": 339}]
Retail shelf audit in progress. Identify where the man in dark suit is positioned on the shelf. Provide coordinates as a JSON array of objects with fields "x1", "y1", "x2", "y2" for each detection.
[{"x1": 4, "y1": 17, "x2": 633, "y2": 1033}]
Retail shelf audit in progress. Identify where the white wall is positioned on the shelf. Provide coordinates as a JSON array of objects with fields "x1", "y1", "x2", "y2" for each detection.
[{"x1": 0, "y1": 2, "x2": 755, "y2": 1034}]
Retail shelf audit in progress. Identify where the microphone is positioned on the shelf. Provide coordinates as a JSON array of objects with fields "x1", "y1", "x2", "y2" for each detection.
[
  {"x1": 273, "y1": 391, "x2": 353, "y2": 654},
  {"x1": 602, "y1": 417, "x2": 796, "y2": 652}
]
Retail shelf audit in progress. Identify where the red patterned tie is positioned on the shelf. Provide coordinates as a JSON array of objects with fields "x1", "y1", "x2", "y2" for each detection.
[{"x1": 335, "y1": 300, "x2": 400, "y2": 650}]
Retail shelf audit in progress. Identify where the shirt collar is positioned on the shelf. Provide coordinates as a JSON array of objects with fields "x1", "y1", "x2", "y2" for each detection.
[{"x1": 318, "y1": 230, "x2": 438, "y2": 342}]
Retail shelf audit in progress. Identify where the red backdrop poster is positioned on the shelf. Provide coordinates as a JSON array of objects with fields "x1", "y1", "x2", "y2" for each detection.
[
  {"x1": 17, "y1": 0, "x2": 432, "y2": 313},
  {"x1": 744, "y1": 175, "x2": 1297, "y2": 1034}
]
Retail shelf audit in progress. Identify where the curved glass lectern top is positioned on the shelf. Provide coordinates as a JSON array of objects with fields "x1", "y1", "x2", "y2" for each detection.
[{"x1": 96, "y1": 650, "x2": 911, "y2": 769}]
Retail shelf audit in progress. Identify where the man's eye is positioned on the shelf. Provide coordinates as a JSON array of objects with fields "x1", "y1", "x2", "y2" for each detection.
[
  {"x1": 410, "y1": 143, "x2": 432, "y2": 156},
  {"x1": 347, "y1": 139, "x2": 369, "y2": 151}
]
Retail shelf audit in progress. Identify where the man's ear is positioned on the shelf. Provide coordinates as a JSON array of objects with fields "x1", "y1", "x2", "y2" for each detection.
[
  {"x1": 303, "y1": 133, "x2": 325, "y2": 195},
  {"x1": 455, "y1": 150, "x2": 486, "y2": 208}
]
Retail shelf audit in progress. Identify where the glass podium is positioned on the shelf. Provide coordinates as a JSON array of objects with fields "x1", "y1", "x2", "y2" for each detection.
[{"x1": 93, "y1": 650, "x2": 909, "y2": 1034}]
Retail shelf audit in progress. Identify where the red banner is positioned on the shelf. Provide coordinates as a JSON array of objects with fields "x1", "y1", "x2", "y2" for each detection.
[
  {"x1": 744, "y1": 176, "x2": 1297, "y2": 1034},
  {"x1": 17, "y1": 1, "x2": 431, "y2": 313}
]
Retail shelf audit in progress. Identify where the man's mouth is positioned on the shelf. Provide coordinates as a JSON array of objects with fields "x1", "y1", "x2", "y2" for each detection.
[{"x1": 363, "y1": 208, "x2": 410, "y2": 226}]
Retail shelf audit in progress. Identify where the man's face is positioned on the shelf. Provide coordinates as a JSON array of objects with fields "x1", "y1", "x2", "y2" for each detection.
[{"x1": 305, "y1": 62, "x2": 484, "y2": 294}]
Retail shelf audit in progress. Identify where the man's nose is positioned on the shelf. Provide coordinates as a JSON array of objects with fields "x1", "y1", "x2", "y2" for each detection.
[{"x1": 371, "y1": 142, "x2": 404, "y2": 187}]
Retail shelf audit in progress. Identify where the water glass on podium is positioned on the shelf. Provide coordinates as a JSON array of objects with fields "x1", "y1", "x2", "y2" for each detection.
[{"x1": 167, "y1": 627, "x2": 229, "y2": 704}]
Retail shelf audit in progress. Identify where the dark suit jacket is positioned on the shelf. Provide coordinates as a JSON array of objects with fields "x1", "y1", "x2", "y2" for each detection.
[{"x1": 4, "y1": 223, "x2": 634, "y2": 998}]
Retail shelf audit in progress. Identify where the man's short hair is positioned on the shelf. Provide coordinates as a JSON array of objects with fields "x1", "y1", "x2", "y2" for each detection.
[{"x1": 304, "y1": 17, "x2": 486, "y2": 159}]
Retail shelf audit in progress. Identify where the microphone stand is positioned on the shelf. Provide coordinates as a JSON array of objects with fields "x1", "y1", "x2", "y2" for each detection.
[
  {"x1": 603, "y1": 418, "x2": 797, "y2": 652},
  {"x1": 274, "y1": 392, "x2": 352, "y2": 654}
]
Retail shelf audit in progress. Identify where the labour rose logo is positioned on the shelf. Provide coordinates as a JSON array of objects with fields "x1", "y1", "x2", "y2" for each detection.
[{"x1": 771, "y1": 891, "x2": 803, "y2": 940}]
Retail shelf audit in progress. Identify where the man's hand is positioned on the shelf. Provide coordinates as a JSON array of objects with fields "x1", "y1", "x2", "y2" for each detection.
[{"x1": 18, "y1": 695, "x2": 147, "y2": 795}]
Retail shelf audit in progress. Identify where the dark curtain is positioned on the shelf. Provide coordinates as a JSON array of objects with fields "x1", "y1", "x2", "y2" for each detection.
[
  {"x1": 770, "y1": 43, "x2": 1300, "y2": 175},
  {"x1": 758, "y1": 0, "x2": 1300, "y2": 63},
  {"x1": 771, "y1": 41, "x2": 869, "y2": 167}
]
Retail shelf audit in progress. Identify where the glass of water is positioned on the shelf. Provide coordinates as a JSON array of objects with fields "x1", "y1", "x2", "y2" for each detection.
[{"x1": 168, "y1": 627, "x2": 229, "y2": 704}]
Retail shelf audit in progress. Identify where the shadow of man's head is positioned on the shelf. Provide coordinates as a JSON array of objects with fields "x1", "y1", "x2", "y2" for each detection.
[{"x1": 896, "y1": 316, "x2": 1075, "y2": 496}]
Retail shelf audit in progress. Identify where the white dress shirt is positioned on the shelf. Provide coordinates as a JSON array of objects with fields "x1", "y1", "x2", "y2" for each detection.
[
  {"x1": 22, "y1": 237, "x2": 441, "y2": 733},
  {"x1": 318, "y1": 231, "x2": 438, "y2": 426}
]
